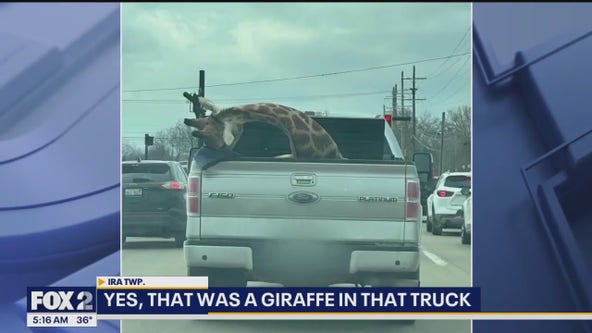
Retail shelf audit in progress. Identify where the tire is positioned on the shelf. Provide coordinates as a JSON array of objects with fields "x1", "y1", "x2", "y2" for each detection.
[
  {"x1": 431, "y1": 208, "x2": 442, "y2": 235},
  {"x1": 461, "y1": 227, "x2": 470, "y2": 244},
  {"x1": 188, "y1": 267, "x2": 247, "y2": 287},
  {"x1": 432, "y1": 223, "x2": 443, "y2": 235},
  {"x1": 174, "y1": 232, "x2": 186, "y2": 248},
  {"x1": 426, "y1": 215, "x2": 432, "y2": 232}
]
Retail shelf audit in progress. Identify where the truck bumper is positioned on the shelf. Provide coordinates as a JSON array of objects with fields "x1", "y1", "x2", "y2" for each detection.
[{"x1": 184, "y1": 240, "x2": 419, "y2": 284}]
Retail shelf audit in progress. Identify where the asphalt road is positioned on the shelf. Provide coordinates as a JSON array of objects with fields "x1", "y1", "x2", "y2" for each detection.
[{"x1": 121, "y1": 223, "x2": 471, "y2": 333}]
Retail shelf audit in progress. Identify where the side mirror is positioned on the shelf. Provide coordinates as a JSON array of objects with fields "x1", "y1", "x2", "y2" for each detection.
[
  {"x1": 456, "y1": 209, "x2": 464, "y2": 217},
  {"x1": 413, "y1": 152, "x2": 433, "y2": 175},
  {"x1": 461, "y1": 187, "x2": 471, "y2": 196}
]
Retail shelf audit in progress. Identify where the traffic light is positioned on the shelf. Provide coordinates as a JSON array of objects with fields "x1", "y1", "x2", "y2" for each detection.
[
  {"x1": 384, "y1": 114, "x2": 393, "y2": 126},
  {"x1": 145, "y1": 134, "x2": 154, "y2": 146}
]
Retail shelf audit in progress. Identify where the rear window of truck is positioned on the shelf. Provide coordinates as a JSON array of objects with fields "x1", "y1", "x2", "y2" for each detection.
[{"x1": 232, "y1": 118, "x2": 391, "y2": 160}]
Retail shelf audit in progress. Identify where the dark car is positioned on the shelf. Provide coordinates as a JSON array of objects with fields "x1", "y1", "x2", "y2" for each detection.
[{"x1": 122, "y1": 160, "x2": 187, "y2": 247}]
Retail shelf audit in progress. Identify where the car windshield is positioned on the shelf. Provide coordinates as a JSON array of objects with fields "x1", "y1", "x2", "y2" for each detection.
[
  {"x1": 444, "y1": 175, "x2": 471, "y2": 188},
  {"x1": 122, "y1": 163, "x2": 172, "y2": 183}
]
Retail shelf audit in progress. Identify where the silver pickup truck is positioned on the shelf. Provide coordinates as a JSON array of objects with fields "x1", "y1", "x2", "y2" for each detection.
[{"x1": 184, "y1": 117, "x2": 430, "y2": 288}]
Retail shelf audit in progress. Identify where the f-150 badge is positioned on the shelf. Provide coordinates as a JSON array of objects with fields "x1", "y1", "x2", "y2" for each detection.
[{"x1": 208, "y1": 192, "x2": 235, "y2": 199}]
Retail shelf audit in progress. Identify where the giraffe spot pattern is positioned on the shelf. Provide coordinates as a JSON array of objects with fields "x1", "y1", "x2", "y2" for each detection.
[
  {"x1": 292, "y1": 115, "x2": 308, "y2": 130},
  {"x1": 292, "y1": 132, "x2": 311, "y2": 145},
  {"x1": 212, "y1": 102, "x2": 344, "y2": 159},
  {"x1": 312, "y1": 133, "x2": 334, "y2": 150}
]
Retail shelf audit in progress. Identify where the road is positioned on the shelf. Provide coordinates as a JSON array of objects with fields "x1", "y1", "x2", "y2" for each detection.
[{"x1": 121, "y1": 224, "x2": 471, "y2": 333}]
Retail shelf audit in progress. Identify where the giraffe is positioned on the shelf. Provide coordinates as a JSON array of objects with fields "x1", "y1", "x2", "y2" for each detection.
[{"x1": 183, "y1": 97, "x2": 344, "y2": 159}]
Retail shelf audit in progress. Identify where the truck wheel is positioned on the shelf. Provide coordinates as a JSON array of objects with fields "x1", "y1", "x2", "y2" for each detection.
[{"x1": 188, "y1": 267, "x2": 247, "y2": 287}]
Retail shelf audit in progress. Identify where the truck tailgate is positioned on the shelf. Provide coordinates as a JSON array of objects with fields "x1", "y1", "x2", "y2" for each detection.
[{"x1": 197, "y1": 160, "x2": 416, "y2": 243}]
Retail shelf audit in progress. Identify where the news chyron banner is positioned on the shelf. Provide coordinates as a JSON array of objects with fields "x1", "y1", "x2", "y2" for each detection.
[{"x1": 27, "y1": 277, "x2": 480, "y2": 326}]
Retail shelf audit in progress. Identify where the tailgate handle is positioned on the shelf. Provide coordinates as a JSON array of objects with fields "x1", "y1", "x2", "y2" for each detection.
[{"x1": 291, "y1": 173, "x2": 316, "y2": 186}]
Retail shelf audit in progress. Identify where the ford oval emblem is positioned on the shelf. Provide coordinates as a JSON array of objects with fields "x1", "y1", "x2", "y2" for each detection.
[{"x1": 288, "y1": 191, "x2": 319, "y2": 204}]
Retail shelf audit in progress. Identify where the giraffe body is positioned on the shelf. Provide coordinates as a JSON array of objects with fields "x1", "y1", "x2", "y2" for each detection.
[{"x1": 184, "y1": 97, "x2": 344, "y2": 159}]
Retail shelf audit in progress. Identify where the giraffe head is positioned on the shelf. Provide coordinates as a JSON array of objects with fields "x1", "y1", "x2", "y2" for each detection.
[
  {"x1": 183, "y1": 116, "x2": 227, "y2": 149},
  {"x1": 183, "y1": 97, "x2": 240, "y2": 149},
  {"x1": 184, "y1": 112, "x2": 242, "y2": 150}
]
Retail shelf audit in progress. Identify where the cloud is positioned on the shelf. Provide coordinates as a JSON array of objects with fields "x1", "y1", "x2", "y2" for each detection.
[
  {"x1": 231, "y1": 19, "x2": 316, "y2": 67},
  {"x1": 121, "y1": 3, "x2": 471, "y2": 143}
]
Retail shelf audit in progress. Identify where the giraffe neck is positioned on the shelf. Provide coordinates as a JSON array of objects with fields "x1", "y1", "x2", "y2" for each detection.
[
  {"x1": 216, "y1": 104, "x2": 342, "y2": 159},
  {"x1": 218, "y1": 105, "x2": 294, "y2": 134}
]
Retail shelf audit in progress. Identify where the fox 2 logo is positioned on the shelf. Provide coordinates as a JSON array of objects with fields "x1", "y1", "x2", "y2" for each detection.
[{"x1": 28, "y1": 288, "x2": 95, "y2": 312}]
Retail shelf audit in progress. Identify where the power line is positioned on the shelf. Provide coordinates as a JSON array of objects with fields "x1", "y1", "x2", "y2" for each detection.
[
  {"x1": 122, "y1": 52, "x2": 470, "y2": 93},
  {"x1": 430, "y1": 51, "x2": 465, "y2": 80},
  {"x1": 122, "y1": 90, "x2": 390, "y2": 104},
  {"x1": 412, "y1": 135, "x2": 439, "y2": 152},
  {"x1": 439, "y1": 80, "x2": 470, "y2": 105},
  {"x1": 122, "y1": 99, "x2": 187, "y2": 104},
  {"x1": 429, "y1": 56, "x2": 470, "y2": 103},
  {"x1": 426, "y1": 28, "x2": 471, "y2": 79},
  {"x1": 123, "y1": 136, "x2": 192, "y2": 140}
]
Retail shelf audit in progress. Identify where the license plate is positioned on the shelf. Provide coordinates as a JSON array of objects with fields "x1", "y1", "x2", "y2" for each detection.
[{"x1": 125, "y1": 188, "x2": 142, "y2": 196}]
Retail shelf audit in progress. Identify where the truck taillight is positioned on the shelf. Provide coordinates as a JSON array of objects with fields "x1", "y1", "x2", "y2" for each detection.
[
  {"x1": 187, "y1": 176, "x2": 200, "y2": 215},
  {"x1": 406, "y1": 180, "x2": 420, "y2": 220}
]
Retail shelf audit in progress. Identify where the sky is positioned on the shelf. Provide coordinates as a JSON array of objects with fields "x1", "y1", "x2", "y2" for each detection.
[{"x1": 122, "y1": 3, "x2": 471, "y2": 148}]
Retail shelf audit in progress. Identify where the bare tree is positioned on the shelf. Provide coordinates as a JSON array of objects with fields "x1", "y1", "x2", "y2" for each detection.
[
  {"x1": 445, "y1": 105, "x2": 471, "y2": 172},
  {"x1": 413, "y1": 105, "x2": 471, "y2": 175},
  {"x1": 145, "y1": 120, "x2": 199, "y2": 161},
  {"x1": 122, "y1": 140, "x2": 143, "y2": 161}
]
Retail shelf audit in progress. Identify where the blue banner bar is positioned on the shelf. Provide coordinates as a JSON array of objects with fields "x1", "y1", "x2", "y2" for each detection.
[{"x1": 96, "y1": 287, "x2": 480, "y2": 314}]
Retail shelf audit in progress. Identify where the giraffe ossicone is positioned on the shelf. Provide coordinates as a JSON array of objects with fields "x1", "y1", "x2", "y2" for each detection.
[{"x1": 184, "y1": 97, "x2": 344, "y2": 159}]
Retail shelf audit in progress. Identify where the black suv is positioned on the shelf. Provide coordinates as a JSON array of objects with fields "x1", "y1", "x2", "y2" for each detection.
[{"x1": 122, "y1": 160, "x2": 187, "y2": 247}]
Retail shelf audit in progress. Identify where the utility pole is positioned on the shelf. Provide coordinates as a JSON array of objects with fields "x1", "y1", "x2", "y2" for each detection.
[
  {"x1": 440, "y1": 112, "x2": 446, "y2": 174},
  {"x1": 198, "y1": 69, "x2": 205, "y2": 97},
  {"x1": 403, "y1": 66, "x2": 426, "y2": 152},
  {"x1": 400, "y1": 71, "x2": 405, "y2": 151},
  {"x1": 391, "y1": 84, "x2": 401, "y2": 138},
  {"x1": 144, "y1": 133, "x2": 154, "y2": 160},
  {"x1": 183, "y1": 70, "x2": 207, "y2": 148},
  {"x1": 183, "y1": 70, "x2": 206, "y2": 118},
  {"x1": 392, "y1": 85, "x2": 397, "y2": 118}
]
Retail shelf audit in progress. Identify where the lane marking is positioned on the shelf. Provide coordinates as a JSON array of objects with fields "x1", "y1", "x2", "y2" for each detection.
[{"x1": 422, "y1": 250, "x2": 448, "y2": 266}]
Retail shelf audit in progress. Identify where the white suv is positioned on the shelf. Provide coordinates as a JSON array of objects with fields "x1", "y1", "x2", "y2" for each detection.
[{"x1": 426, "y1": 172, "x2": 471, "y2": 235}]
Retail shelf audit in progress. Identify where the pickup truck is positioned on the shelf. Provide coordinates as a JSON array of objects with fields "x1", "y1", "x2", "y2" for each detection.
[{"x1": 183, "y1": 116, "x2": 431, "y2": 288}]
